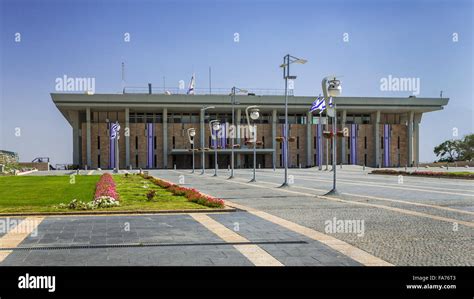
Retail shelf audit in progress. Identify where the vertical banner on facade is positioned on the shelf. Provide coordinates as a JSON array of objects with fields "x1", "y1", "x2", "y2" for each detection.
[
  {"x1": 146, "y1": 123, "x2": 154, "y2": 168},
  {"x1": 350, "y1": 124, "x2": 357, "y2": 165},
  {"x1": 384, "y1": 124, "x2": 391, "y2": 167},
  {"x1": 317, "y1": 123, "x2": 323, "y2": 168},
  {"x1": 109, "y1": 122, "x2": 115, "y2": 169}
]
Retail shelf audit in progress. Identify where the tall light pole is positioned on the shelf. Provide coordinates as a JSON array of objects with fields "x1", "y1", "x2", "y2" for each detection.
[
  {"x1": 280, "y1": 54, "x2": 307, "y2": 187},
  {"x1": 245, "y1": 105, "x2": 260, "y2": 182},
  {"x1": 322, "y1": 76, "x2": 342, "y2": 195},
  {"x1": 200, "y1": 106, "x2": 215, "y2": 175},
  {"x1": 209, "y1": 120, "x2": 221, "y2": 177},
  {"x1": 229, "y1": 87, "x2": 248, "y2": 179},
  {"x1": 187, "y1": 128, "x2": 196, "y2": 173}
]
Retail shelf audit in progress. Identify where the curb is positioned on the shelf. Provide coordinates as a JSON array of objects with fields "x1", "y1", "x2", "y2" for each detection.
[{"x1": 0, "y1": 207, "x2": 236, "y2": 217}]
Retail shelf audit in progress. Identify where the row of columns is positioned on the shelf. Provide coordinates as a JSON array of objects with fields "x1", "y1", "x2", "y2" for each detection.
[{"x1": 80, "y1": 108, "x2": 420, "y2": 169}]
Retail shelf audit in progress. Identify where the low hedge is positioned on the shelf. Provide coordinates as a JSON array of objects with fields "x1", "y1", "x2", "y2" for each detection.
[{"x1": 371, "y1": 169, "x2": 474, "y2": 179}]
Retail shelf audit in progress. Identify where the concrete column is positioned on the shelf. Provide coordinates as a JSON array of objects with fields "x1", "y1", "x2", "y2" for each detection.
[
  {"x1": 408, "y1": 111, "x2": 414, "y2": 167},
  {"x1": 340, "y1": 110, "x2": 347, "y2": 164},
  {"x1": 272, "y1": 109, "x2": 277, "y2": 169},
  {"x1": 86, "y1": 108, "x2": 91, "y2": 167},
  {"x1": 125, "y1": 108, "x2": 130, "y2": 168},
  {"x1": 306, "y1": 111, "x2": 312, "y2": 167},
  {"x1": 236, "y1": 109, "x2": 242, "y2": 168},
  {"x1": 70, "y1": 110, "x2": 80, "y2": 166},
  {"x1": 163, "y1": 108, "x2": 168, "y2": 169},
  {"x1": 414, "y1": 113, "x2": 422, "y2": 167},
  {"x1": 373, "y1": 111, "x2": 381, "y2": 167}
]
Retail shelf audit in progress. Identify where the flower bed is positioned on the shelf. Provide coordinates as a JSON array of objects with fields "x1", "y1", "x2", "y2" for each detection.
[
  {"x1": 371, "y1": 169, "x2": 474, "y2": 179},
  {"x1": 94, "y1": 173, "x2": 119, "y2": 201},
  {"x1": 57, "y1": 173, "x2": 121, "y2": 210},
  {"x1": 144, "y1": 175, "x2": 225, "y2": 208}
]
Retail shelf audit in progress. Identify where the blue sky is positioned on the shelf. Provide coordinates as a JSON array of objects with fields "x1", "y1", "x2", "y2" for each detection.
[{"x1": 0, "y1": 0, "x2": 472, "y2": 164}]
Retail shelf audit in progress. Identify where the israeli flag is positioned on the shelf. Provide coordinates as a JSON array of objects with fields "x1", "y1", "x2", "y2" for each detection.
[
  {"x1": 328, "y1": 96, "x2": 334, "y2": 108},
  {"x1": 310, "y1": 96, "x2": 326, "y2": 114},
  {"x1": 110, "y1": 122, "x2": 121, "y2": 140},
  {"x1": 187, "y1": 73, "x2": 195, "y2": 95}
]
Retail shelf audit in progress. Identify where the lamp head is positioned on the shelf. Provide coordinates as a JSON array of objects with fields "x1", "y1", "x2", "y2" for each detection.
[
  {"x1": 250, "y1": 108, "x2": 260, "y2": 120},
  {"x1": 212, "y1": 121, "x2": 221, "y2": 131},
  {"x1": 327, "y1": 79, "x2": 342, "y2": 97},
  {"x1": 189, "y1": 128, "x2": 196, "y2": 137}
]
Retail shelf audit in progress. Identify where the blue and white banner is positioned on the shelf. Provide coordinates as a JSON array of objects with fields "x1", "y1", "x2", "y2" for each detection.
[
  {"x1": 350, "y1": 124, "x2": 357, "y2": 165},
  {"x1": 146, "y1": 123, "x2": 154, "y2": 168}
]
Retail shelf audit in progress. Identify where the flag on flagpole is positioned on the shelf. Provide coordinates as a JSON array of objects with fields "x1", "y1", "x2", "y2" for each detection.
[
  {"x1": 187, "y1": 73, "x2": 195, "y2": 95},
  {"x1": 310, "y1": 96, "x2": 326, "y2": 114},
  {"x1": 328, "y1": 96, "x2": 334, "y2": 108}
]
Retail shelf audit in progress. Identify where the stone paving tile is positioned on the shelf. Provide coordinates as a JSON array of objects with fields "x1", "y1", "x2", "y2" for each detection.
[
  {"x1": 0, "y1": 214, "x2": 256, "y2": 266},
  {"x1": 209, "y1": 212, "x2": 362, "y2": 266}
]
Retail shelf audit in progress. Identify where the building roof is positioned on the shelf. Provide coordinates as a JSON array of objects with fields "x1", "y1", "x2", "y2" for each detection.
[{"x1": 51, "y1": 93, "x2": 449, "y2": 124}]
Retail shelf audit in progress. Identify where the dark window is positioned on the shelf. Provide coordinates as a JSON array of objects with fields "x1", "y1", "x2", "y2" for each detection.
[
  {"x1": 364, "y1": 136, "x2": 367, "y2": 149},
  {"x1": 154, "y1": 155, "x2": 157, "y2": 168},
  {"x1": 154, "y1": 136, "x2": 157, "y2": 150},
  {"x1": 348, "y1": 137, "x2": 351, "y2": 149},
  {"x1": 279, "y1": 154, "x2": 283, "y2": 167},
  {"x1": 97, "y1": 136, "x2": 100, "y2": 149},
  {"x1": 397, "y1": 136, "x2": 400, "y2": 149},
  {"x1": 348, "y1": 154, "x2": 350, "y2": 163},
  {"x1": 280, "y1": 141, "x2": 282, "y2": 149},
  {"x1": 172, "y1": 136, "x2": 176, "y2": 149},
  {"x1": 314, "y1": 154, "x2": 317, "y2": 165},
  {"x1": 314, "y1": 137, "x2": 316, "y2": 149},
  {"x1": 97, "y1": 155, "x2": 101, "y2": 168},
  {"x1": 381, "y1": 137, "x2": 384, "y2": 149},
  {"x1": 296, "y1": 137, "x2": 300, "y2": 149},
  {"x1": 296, "y1": 154, "x2": 300, "y2": 167},
  {"x1": 135, "y1": 136, "x2": 138, "y2": 150},
  {"x1": 208, "y1": 136, "x2": 212, "y2": 148},
  {"x1": 364, "y1": 154, "x2": 367, "y2": 166},
  {"x1": 262, "y1": 136, "x2": 265, "y2": 147},
  {"x1": 135, "y1": 154, "x2": 139, "y2": 168}
]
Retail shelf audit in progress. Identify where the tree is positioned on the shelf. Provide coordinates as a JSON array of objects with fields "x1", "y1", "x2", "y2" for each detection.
[
  {"x1": 434, "y1": 134, "x2": 474, "y2": 162},
  {"x1": 459, "y1": 134, "x2": 474, "y2": 160},
  {"x1": 434, "y1": 140, "x2": 461, "y2": 162}
]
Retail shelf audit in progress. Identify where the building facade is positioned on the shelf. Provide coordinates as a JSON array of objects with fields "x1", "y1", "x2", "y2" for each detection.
[{"x1": 51, "y1": 93, "x2": 448, "y2": 169}]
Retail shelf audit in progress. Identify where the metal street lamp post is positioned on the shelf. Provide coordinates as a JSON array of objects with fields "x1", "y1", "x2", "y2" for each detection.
[
  {"x1": 200, "y1": 106, "x2": 215, "y2": 175},
  {"x1": 209, "y1": 120, "x2": 221, "y2": 177},
  {"x1": 280, "y1": 54, "x2": 307, "y2": 187},
  {"x1": 245, "y1": 105, "x2": 260, "y2": 182},
  {"x1": 187, "y1": 128, "x2": 196, "y2": 173},
  {"x1": 322, "y1": 76, "x2": 342, "y2": 195},
  {"x1": 229, "y1": 87, "x2": 248, "y2": 179}
]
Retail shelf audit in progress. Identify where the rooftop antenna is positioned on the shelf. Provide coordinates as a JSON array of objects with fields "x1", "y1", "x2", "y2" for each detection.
[
  {"x1": 121, "y1": 61, "x2": 125, "y2": 94},
  {"x1": 440, "y1": 90, "x2": 443, "y2": 98}
]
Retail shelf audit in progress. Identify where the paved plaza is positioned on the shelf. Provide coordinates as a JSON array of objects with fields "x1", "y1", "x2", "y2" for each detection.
[{"x1": 0, "y1": 166, "x2": 472, "y2": 266}]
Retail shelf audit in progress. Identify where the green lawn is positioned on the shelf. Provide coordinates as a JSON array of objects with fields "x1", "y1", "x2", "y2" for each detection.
[
  {"x1": 113, "y1": 175, "x2": 208, "y2": 211},
  {"x1": 0, "y1": 175, "x2": 100, "y2": 213},
  {"x1": 0, "y1": 174, "x2": 209, "y2": 214}
]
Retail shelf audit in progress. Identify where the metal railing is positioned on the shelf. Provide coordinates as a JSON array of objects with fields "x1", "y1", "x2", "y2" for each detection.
[{"x1": 123, "y1": 86, "x2": 293, "y2": 96}]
